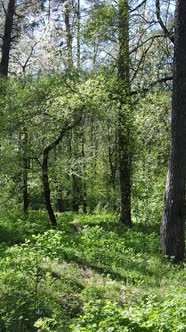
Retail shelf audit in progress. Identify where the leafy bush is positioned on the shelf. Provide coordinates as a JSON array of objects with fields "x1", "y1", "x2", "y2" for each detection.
[{"x1": 70, "y1": 291, "x2": 186, "y2": 332}]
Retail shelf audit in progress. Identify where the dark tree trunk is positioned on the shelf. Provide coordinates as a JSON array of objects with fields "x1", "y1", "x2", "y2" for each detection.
[
  {"x1": 42, "y1": 149, "x2": 57, "y2": 227},
  {"x1": 41, "y1": 116, "x2": 82, "y2": 226},
  {"x1": 70, "y1": 128, "x2": 81, "y2": 212},
  {"x1": 0, "y1": 0, "x2": 15, "y2": 77},
  {"x1": 23, "y1": 158, "x2": 29, "y2": 213},
  {"x1": 118, "y1": 0, "x2": 132, "y2": 226},
  {"x1": 72, "y1": 174, "x2": 81, "y2": 212},
  {"x1": 161, "y1": 0, "x2": 186, "y2": 262},
  {"x1": 23, "y1": 129, "x2": 29, "y2": 213},
  {"x1": 81, "y1": 129, "x2": 87, "y2": 213},
  {"x1": 77, "y1": 0, "x2": 81, "y2": 70},
  {"x1": 56, "y1": 183, "x2": 64, "y2": 213}
]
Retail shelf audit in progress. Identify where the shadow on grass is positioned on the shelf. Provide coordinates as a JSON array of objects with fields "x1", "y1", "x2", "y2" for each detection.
[
  {"x1": 78, "y1": 220, "x2": 160, "y2": 236},
  {"x1": 0, "y1": 224, "x2": 22, "y2": 245},
  {"x1": 58, "y1": 247, "x2": 161, "y2": 286}
]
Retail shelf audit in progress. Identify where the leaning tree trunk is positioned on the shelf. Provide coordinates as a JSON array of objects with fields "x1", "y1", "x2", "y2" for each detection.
[
  {"x1": 42, "y1": 148, "x2": 57, "y2": 227},
  {"x1": 41, "y1": 116, "x2": 83, "y2": 226},
  {"x1": 118, "y1": 0, "x2": 132, "y2": 226},
  {"x1": 0, "y1": 0, "x2": 15, "y2": 77},
  {"x1": 161, "y1": 0, "x2": 186, "y2": 262}
]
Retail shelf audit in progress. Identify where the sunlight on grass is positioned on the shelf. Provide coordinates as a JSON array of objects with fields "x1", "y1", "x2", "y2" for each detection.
[{"x1": 0, "y1": 211, "x2": 185, "y2": 331}]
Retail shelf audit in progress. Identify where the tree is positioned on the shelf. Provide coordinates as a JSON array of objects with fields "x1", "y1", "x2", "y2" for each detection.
[
  {"x1": 77, "y1": 0, "x2": 81, "y2": 70},
  {"x1": 0, "y1": 0, "x2": 15, "y2": 76},
  {"x1": 42, "y1": 116, "x2": 82, "y2": 226},
  {"x1": 117, "y1": 0, "x2": 132, "y2": 226},
  {"x1": 161, "y1": 0, "x2": 186, "y2": 262},
  {"x1": 22, "y1": 127, "x2": 29, "y2": 213},
  {"x1": 0, "y1": 0, "x2": 176, "y2": 225},
  {"x1": 64, "y1": 0, "x2": 73, "y2": 70}
]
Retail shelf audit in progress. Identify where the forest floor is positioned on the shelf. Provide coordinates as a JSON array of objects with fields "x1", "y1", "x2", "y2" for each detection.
[{"x1": 0, "y1": 210, "x2": 185, "y2": 331}]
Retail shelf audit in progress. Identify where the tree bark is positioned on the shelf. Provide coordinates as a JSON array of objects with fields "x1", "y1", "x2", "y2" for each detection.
[
  {"x1": 64, "y1": 1, "x2": 73, "y2": 71},
  {"x1": 41, "y1": 116, "x2": 82, "y2": 226},
  {"x1": 161, "y1": 0, "x2": 186, "y2": 262},
  {"x1": 42, "y1": 149, "x2": 57, "y2": 227},
  {"x1": 77, "y1": 0, "x2": 81, "y2": 70},
  {"x1": 118, "y1": 0, "x2": 132, "y2": 226},
  {"x1": 71, "y1": 125, "x2": 86, "y2": 212},
  {"x1": 57, "y1": 185, "x2": 64, "y2": 213},
  {"x1": 72, "y1": 174, "x2": 81, "y2": 212},
  {"x1": 0, "y1": 0, "x2": 15, "y2": 77},
  {"x1": 23, "y1": 129, "x2": 29, "y2": 213}
]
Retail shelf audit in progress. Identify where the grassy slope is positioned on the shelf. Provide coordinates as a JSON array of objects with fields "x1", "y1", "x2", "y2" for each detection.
[{"x1": 0, "y1": 211, "x2": 185, "y2": 331}]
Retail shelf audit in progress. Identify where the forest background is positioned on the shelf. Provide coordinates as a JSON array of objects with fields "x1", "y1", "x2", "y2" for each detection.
[{"x1": 0, "y1": 0, "x2": 185, "y2": 331}]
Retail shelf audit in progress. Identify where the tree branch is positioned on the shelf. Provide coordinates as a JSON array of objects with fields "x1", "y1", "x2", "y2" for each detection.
[
  {"x1": 44, "y1": 113, "x2": 83, "y2": 154},
  {"x1": 156, "y1": 0, "x2": 174, "y2": 43},
  {"x1": 130, "y1": 0, "x2": 147, "y2": 13},
  {"x1": 131, "y1": 76, "x2": 173, "y2": 95}
]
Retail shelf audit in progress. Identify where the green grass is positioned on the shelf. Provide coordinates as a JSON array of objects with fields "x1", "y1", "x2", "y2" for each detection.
[{"x1": 0, "y1": 210, "x2": 185, "y2": 331}]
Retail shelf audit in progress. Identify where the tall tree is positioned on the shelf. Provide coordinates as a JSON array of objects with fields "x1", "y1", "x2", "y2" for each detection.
[
  {"x1": 22, "y1": 127, "x2": 29, "y2": 213},
  {"x1": 64, "y1": 0, "x2": 73, "y2": 70},
  {"x1": 42, "y1": 112, "x2": 83, "y2": 226},
  {"x1": 161, "y1": 0, "x2": 186, "y2": 262},
  {"x1": 77, "y1": 0, "x2": 81, "y2": 70},
  {"x1": 0, "y1": 0, "x2": 15, "y2": 76},
  {"x1": 118, "y1": 0, "x2": 132, "y2": 226}
]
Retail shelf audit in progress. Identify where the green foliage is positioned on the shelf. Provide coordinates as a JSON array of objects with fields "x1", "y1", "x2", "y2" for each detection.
[
  {"x1": 0, "y1": 0, "x2": 182, "y2": 329},
  {"x1": 0, "y1": 70, "x2": 171, "y2": 218},
  {"x1": 34, "y1": 317, "x2": 58, "y2": 332},
  {"x1": 0, "y1": 212, "x2": 185, "y2": 331},
  {"x1": 30, "y1": 213, "x2": 160, "y2": 285},
  {"x1": 0, "y1": 210, "x2": 50, "y2": 245},
  {"x1": 132, "y1": 91, "x2": 170, "y2": 224},
  {"x1": 0, "y1": 231, "x2": 82, "y2": 331},
  {"x1": 82, "y1": 2, "x2": 117, "y2": 43},
  {"x1": 70, "y1": 291, "x2": 186, "y2": 331}
]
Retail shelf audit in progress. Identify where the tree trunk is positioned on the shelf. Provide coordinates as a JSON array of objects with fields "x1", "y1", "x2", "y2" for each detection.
[
  {"x1": 72, "y1": 174, "x2": 81, "y2": 212},
  {"x1": 42, "y1": 149, "x2": 57, "y2": 227},
  {"x1": 41, "y1": 116, "x2": 82, "y2": 226},
  {"x1": 81, "y1": 128, "x2": 87, "y2": 213},
  {"x1": 0, "y1": 0, "x2": 15, "y2": 77},
  {"x1": 71, "y1": 127, "x2": 84, "y2": 212},
  {"x1": 161, "y1": 0, "x2": 186, "y2": 262},
  {"x1": 118, "y1": 0, "x2": 132, "y2": 226},
  {"x1": 64, "y1": 1, "x2": 73, "y2": 71},
  {"x1": 23, "y1": 129, "x2": 29, "y2": 213},
  {"x1": 57, "y1": 186, "x2": 64, "y2": 213},
  {"x1": 77, "y1": 0, "x2": 81, "y2": 70}
]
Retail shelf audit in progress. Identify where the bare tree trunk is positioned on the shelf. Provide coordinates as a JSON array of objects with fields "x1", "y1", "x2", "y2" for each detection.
[
  {"x1": 72, "y1": 174, "x2": 81, "y2": 212},
  {"x1": 161, "y1": 0, "x2": 186, "y2": 262},
  {"x1": 0, "y1": 0, "x2": 15, "y2": 76},
  {"x1": 71, "y1": 126, "x2": 85, "y2": 213},
  {"x1": 57, "y1": 185, "x2": 64, "y2": 212},
  {"x1": 41, "y1": 116, "x2": 82, "y2": 226},
  {"x1": 118, "y1": 0, "x2": 132, "y2": 226},
  {"x1": 42, "y1": 149, "x2": 57, "y2": 227},
  {"x1": 81, "y1": 127, "x2": 87, "y2": 213},
  {"x1": 77, "y1": 0, "x2": 81, "y2": 70},
  {"x1": 23, "y1": 128, "x2": 29, "y2": 213}
]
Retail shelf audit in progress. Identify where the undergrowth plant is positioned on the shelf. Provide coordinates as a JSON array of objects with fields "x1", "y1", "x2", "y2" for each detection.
[{"x1": 0, "y1": 211, "x2": 185, "y2": 331}]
